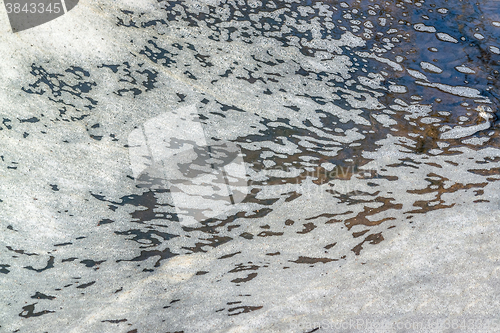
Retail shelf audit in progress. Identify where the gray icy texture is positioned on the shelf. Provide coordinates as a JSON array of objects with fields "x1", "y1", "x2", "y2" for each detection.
[{"x1": 1, "y1": 0, "x2": 500, "y2": 332}]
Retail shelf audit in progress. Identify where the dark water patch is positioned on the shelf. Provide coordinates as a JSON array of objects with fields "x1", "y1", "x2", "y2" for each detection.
[
  {"x1": 117, "y1": 247, "x2": 178, "y2": 267},
  {"x1": 76, "y1": 281, "x2": 96, "y2": 289},
  {"x1": 23, "y1": 256, "x2": 55, "y2": 273},
  {"x1": 352, "y1": 232, "x2": 384, "y2": 255},
  {"x1": 0, "y1": 264, "x2": 11, "y2": 274},
  {"x1": 227, "y1": 305, "x2": 263, "y2": 316},
  {"x1": 290, "y1": 256, "x2": 338, "y2": 264},
  {"x1": 6, "y1": 246, "x2": 38, "y2": 256},
  {"x1": 19, "y1": 303, "x2": 54, "y2": 318},
  {"x1": 31, "y1": 292, "x2": 56, "y2": 300}
]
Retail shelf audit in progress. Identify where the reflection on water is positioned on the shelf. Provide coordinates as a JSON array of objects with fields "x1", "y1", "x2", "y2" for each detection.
[{"x1": 2, "y1": 0, "x2": 500, "y2": 331}]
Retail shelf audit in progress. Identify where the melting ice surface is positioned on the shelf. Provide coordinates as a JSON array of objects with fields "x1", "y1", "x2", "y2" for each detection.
[{"x1": 1, "y1": 0, "x2": 500, "y2": 332}]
